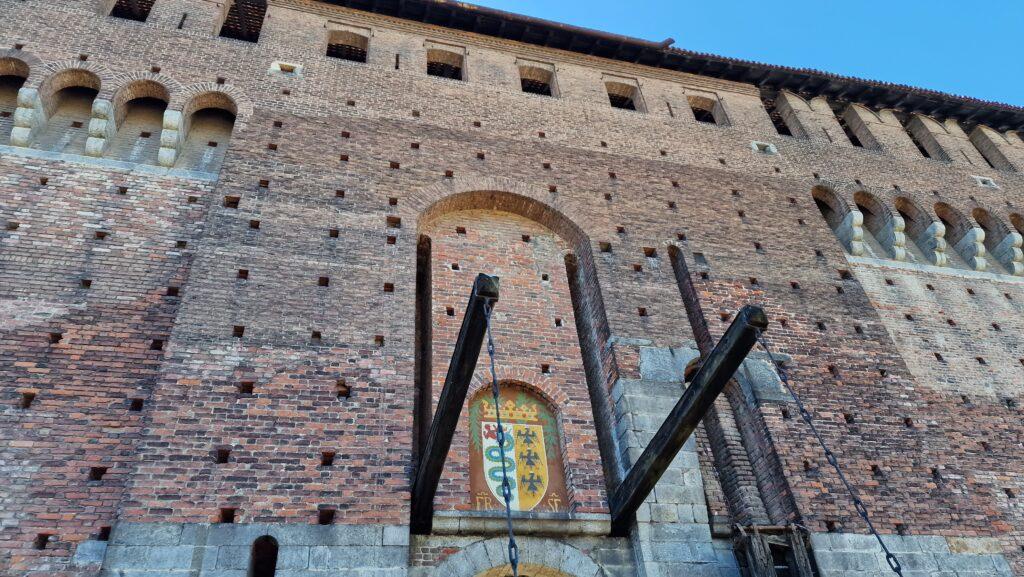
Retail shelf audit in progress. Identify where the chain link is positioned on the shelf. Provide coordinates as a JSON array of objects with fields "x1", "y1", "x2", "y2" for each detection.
[
  {"x1": 756, "y1": 331, "x2": 904, "y2": 577},
  {"x1": 483, "y1": 302, "x2": 519, "y2": 577}
]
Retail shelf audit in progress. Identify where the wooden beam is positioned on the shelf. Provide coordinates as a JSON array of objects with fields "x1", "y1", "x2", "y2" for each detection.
[
  {"x1": 609, "y1": 304, "x2": 768, "y2": 534},
  {"x1": 410, "y1": 273, "x2": 500, "y2": 534}
]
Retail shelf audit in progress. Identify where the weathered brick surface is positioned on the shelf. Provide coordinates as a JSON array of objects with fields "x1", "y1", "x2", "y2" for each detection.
[{"x1": 0, "y1": 0, "x2": 1022, "y2": 576}]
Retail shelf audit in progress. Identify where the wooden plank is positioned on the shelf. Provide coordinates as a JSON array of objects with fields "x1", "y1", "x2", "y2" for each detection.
[
  {"x1": 609, "y1": 304, "x2": 768, "y2": 534},
  {"x1": 410, "y1": 273, "x2": 499, "y2": 534}
]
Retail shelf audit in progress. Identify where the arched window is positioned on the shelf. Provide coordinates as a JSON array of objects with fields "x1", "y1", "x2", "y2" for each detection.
[
  {"x1": 606, "y1": 81, "x2": 642, "y2": 112},
  {"x1": 426, "y1": 48, "x2": 464, "y2": 80},
  {"x1": 176, "y1": 92, "x2": 238, "y2": 172},
  {"x1": 0, "y1": 60, "x2": 29, "y2": 146},
  {"x1": 327, "y1": 30, "x2": 368, "y2": 63},
  {"x1": 249, "y1": 535, "x2": 278, "y2": 577},
  {"x1": 468, "y1": 384, "x2": 568, "y2": 513},
  {"x1": 35, "y1": 70, "x2": 101, "y2": 155}
]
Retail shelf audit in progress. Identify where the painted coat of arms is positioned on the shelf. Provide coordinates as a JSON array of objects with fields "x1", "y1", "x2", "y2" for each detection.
[{"x1": 469, "y1": 386, "x2": 569, "y2": 512}]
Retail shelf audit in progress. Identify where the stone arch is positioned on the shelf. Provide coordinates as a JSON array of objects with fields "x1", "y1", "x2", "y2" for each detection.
[
  {"x1": 430, "y1": 536, "x2": 603, "y2": 577},
  {"x1": 21, "y1": 65, "x2": 105, "y2": 152},
  {"x1": 853, "y1": 190, "x2": 906, "y2": 260},
  {"x1": 410, "y1": 179, "x2": 620, "y2": 500},
  {"x1": 162, "y1": 84, "x2": 249, "y2": 169},
  {"x1": 972, "y1": 207, "x2": 1022, "y2": 275},
  {"x1": 0, "y1": 55, "x2": 32, "y2": 146},
  {"x1": 935, "y1": 202, "x2": 985, "y2": 271},
  {"x1": 811, "y1": 185, "x2": 863, "y2": 255}
]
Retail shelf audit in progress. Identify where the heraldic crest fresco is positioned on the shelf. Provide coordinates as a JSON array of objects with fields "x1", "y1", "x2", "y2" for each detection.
[{"x1": 468, "y1": 385, "x2": 569, "y2": 513}]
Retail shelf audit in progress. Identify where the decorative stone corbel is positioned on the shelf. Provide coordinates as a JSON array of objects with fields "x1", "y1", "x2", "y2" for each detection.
[
  {"x1": 10, "y1": 87, "x2": 44, "y2": 147},
  {"x1": 837, "y1": 209, "x2": 865, "y2": 256},
  {"x1": 922, "y1": 221, "x2": 948, "y2": 267},
  {"x1": 84, "y1": 98, "x2": 115, "y2": 157},
  {"x1": 878, "y1": 213, "x2": 908, "y2": 262},
  {"x1": 157, "y1": 109, "x2": 181, "y2": 167},
  {"x1": 991, "y1": 231, "x2": 1024, "y2": 276},
  {"x1": 954, "y1": 227, "x2": 988, "y2": 272}
]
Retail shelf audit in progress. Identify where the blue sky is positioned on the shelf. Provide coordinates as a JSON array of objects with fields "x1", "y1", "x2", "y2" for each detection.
[{"x1": 474, "y1": 0, "x2": 1024, "y2": 107}]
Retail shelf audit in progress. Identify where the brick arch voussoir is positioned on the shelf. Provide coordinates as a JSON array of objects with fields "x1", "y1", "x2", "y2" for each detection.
[
  {"x1": 0, "y1": 50, "x2": 40, "y2": 78},
  {"x1": 102, "y1": 72, "x2": 181, "y2": 104},
  {"x1": 410, "y1": 177, "x2": 593, "y2": 252},
  {"x1": 468, "y1": 371, "x2": 568, "y2": 413},
  {"x1": 171, "y1": 82, "x2": 252, "y2": 123},
  {"x1": 32, "y1": 60, "x2": 113, "y2": 99},
  {"x1": 431, "y1": 537, "x2": 602, "y2": 577}
]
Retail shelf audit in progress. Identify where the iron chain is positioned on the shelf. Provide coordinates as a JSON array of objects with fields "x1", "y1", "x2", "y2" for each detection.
[
  {"x1": 483, "y1": 302, "x2": 519, "y2": 577},
  {"x1": 756, "y1": 331, "x2": 904, "y2": 577}
]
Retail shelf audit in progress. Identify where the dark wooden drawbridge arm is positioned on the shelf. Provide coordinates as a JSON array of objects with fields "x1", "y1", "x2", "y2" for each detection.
[
  {"x1": 610, "y1": 304, "x2": 768, "y2": 534},
  {"x1": 410, "y1": 273, "x2": 499, "y2": 534}
]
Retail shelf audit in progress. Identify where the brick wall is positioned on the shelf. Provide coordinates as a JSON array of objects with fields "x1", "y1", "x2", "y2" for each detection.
[{"x1": 0, "y1": 0, "x2": 1022, "y2": 575}]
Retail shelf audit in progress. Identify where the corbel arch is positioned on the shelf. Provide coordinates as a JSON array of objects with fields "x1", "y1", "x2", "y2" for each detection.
[
  {"x1": 161, "y1": 83, "x2": 249, "y2": 170},
  {"x1": 811, "y1": 185, "x2": 863, "y2": 255},
  {"x1": 853, "y1": 190, "x2": 906, "y2": 260},
  {"x1": 16, "y1": 62, "x2": 110, "y2": 152},
  {"x1": 97, "y1": 77, "x2": 173, "y2": 161},
  {"x1": 893, "y1": 197, "x2": 945, "y2": 266},
  {"x1": 934, "y1": 202, "x2": 986, "y2": 271},
  {"x1": 0, "y1": 54, "x2": 33, "y2": 146},
  {"x1": 972, "y1": 207, "x2": 1023, "y2": 275}
]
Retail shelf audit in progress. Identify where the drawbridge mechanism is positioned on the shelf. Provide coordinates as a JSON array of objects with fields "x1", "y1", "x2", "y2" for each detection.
[
  {"x1": 410, "y1": 274, "x2": 768, "y2": 536},
  {"x1": 410, "y1": 274, "x2": 903, "y2": 576}
]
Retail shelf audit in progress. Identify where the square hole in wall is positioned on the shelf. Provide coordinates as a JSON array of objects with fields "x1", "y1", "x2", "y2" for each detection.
[{"x1": 219, "y1": 508, "x2": 237, "y2": 523}]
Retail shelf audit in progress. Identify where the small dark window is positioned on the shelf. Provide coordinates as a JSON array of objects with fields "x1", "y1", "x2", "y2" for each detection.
[
  {"x1": 521, "y1": 78, "x2": 552, "y2": 96},
  {"x1": 837, "y1": 115, "x2": 863, "y2": 147},
  {"x1": 219, "y1": 0, "x2": 266, "y2": 42},
  {"x1": 110, "y1": 0, "x2": 154, "y2": 21},
  {"x1": 761, "y1": 94, "x2": 792, "y2": 136},
  {"x1": 427, "y1": 49, "x2": 463, "y2": 80},
  {"x1": 326, "y1": 36, "x2": 368, "y2": 63},
  {"x1": 608, "y1": 93, "x2": 635, "y2": 111}
]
